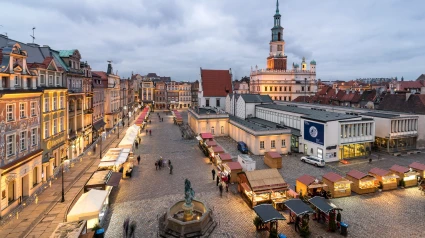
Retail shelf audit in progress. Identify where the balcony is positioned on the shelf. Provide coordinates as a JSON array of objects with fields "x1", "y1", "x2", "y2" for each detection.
[
  {"x1": 84, "y1": 108, "x2": 94, "y2": 114},
  {"x1": 86, "y1": 92, "x2": 93, "y2": 97},
  {"x1": 69, "y1": 88, "x2": 83, "y2": 93}
]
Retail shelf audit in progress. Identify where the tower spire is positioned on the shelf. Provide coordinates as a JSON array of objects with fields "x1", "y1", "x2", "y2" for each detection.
[{"x1": 276, "y1": 0, "x2": 279, "y2": 14}]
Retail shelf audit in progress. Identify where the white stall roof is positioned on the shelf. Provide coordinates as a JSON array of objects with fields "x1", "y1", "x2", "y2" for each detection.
[{"x1": 67, "y1": 189, "x2": 108, "y2": 222}]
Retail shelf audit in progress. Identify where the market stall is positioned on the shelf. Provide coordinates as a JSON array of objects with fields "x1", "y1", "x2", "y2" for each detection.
[
  {"x1": 346, "y1": 170, "x2": 376, "y2": 194},
  {"x1": 253, "y1": 204, "x2": 286, "y2": 233},
  {"x1": 389, "y1": 164, "x2": 419, "y2": 188},
  {"x1": 222, "y1": 162, "x2": 243, "y2": 184},
  {"x1": 308, "y1": 196, "x2": 343, "y2": 232},
  {"x1": 409, "y1": 162, "x2": 425, "y2": 180},
  {"x1": 200, "y1": 133, "x2": 214, "y2": 141},
  {"x1": 215, "y1": 153, "x2": 233, "y2": 169},
  {"x1": 295, "y1": 174, "x2": 328, "y2": 197},
  {"x1": 134, "y1": 107, "x2": 150, "y2": 127},
  {"x1": 208, "y1": 146, "x2": 224, "y2": 160},
  {"x1": 205, "y1": 140, "x2": 217, "y2": 148},
  {"x1": 67, "y1": 189, "x2": 109, "y2": 229},
  {"x1": 97, "y1": 148, "x2": 133, "y2": 178},
  {"x1": 322, "y1": 172, "x2": 352, "y2": 198},
  {"x1": 173, "y1": 110, "x2": 183, "y2": 125},
  {"x1": 118, "y1": 124, "x2": 139, "y2": 152},
  {"x1": 50, "y1": 220, "x2": 89, "y2": 238},
  {"x1": 84, "y1": 170, "x2": 121, "y2": 193},
  {"x1": 368, "y1": 168, "x2": 399, "y2": 191},
  {"x1": 283, "y1": 199, "x2": 315, "y2": 235},
  {"x1": 264, "y1": 152, "x2": 282, "y2": 169},
  {"x1": 238, "y1": 168, "x2": 289, "y2": 208}
]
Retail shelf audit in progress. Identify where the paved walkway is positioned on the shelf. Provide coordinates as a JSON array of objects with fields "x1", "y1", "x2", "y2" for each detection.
[{"x1": 0, "y1": 114, "x2": 142, "y2": 238}]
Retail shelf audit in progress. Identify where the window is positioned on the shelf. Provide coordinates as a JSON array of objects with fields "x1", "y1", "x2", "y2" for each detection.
[
  {"x1": 14, "y1": 75, "x2": 20, "y2": 86},
  {"x1": 271, "y1": 140, "x2": 275, "y2": 148},
  {"x1": 56, "y1": 76, "x2": 60, "y2": 86},
  {"x1": 60, "y1": 117, "x2": 64, "y2": 131},
  {"x1": 53, "y1": 119, "x2": 57, "y2": 134},
  {"x1": 289, "y1": 86, "x2": 292, "y2": 91},
  {"x1": 216, "y1": 98, "x2": 220, "y2": 107},
  {"x1": 60, "y1": 96, "x2": 64, "y2": 109},
  {"x1": 20, "y1": 131, "x2": 26, "y2": 151},
  {"x1": 284, "y1": 86, "x2": 287, "y2": 91},
  {"x1": 7, "y1": 134, "x2": 15, "y2": 156},
  {"x1": 308, "y1": 86, "x2": 311, "y2": 91},
  {"x1": 260, "y1": 141, "x2": 265, "y2": 149},
  {"x1": 205, "y1": 99, "x2": 210, "y2": 107},
  {"x1": 44, "y1": 98, "x2": 49, "y2": 112},
  {"x1": 279, "y1": 96, "x2": 282, "y2": 100},
  {"x1": 270, "y1": 86, "x2": 272, "y2": 91},
  {"x1": 49, "y1": 75, "x2": 53, "y2": 85},
  {"x1": 53, "y1": 97, "x2": 57, "y2": 110},
  {"x1": 211, "y1": 126, "x2": 215, "y2": 134},
  {"x1": 7, "y1": 104, "x2": 14, "y2": 121},
  {"x1": 221, "y1": 126, "x2": 224, "y2": 134},
  {"x1": 265, "y1": 87, "x2": 267, "y2": 91},
  {"x1": 33, "y1": 167, "x2": 38, "y2": 187},
  {"x1": 281, "y1": 139, "x2": 286, "y2": 147},
  {"x1": 19, "y1": 103, "x2": 26, "y2": 119},
  {"x1": 275, "y1": 87, "x2": 277, "y2": 91},
  {"x1": 279, "y1": 87, "x2": 282, "y2": 91},
  {"x1": 289, "y1": 96, "x2": 291, "y2": 101},
  {"x1": 44, "y1": 122, "x2": 49, "y2": 139},
  {"x1": 301, "y1": 86, "x2": 305, "y2": 91},
  {"x1": 31, "y1": 102, "x2": 36, "y2": 116},
  {"x1": 31, "y1": 128, "x2": 37, "y2": 146},
  {"x1": 40, "y1": 75, "x2": 45, "y2": 84}
]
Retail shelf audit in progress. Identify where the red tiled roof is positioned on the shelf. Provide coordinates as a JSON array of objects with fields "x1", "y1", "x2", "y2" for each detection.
[
  {"x1": 42, "y1": 57, "x2": 54, "y2": 67},
  {"x1": 297, "y1": 174, "x2": 315, "y2": 185},
  {"x1": 92, "y1": 71, "x2": 108, "y2": 80},
  {"x1": 399, "y1": 81, "x2": 423, "y2": 90},
  {"x1": 225, "y1": 161, "x2": 242, "y2": 171},
  {"x1": 212, "y1": 146, "x2": 224, "y2": 153},
  {"x1": 409, "y1": 162, "x2": 425, "y2": 171},
  {"x1": 378, "y1": 94, "x2": 425, "y2": 114},
  {"x1": 219, "y1": 153, "x2": 232, "y2": 161},
  {"x1": 205, "y1": 140, "x2": 217, "y2": 147},
  {"x1": 200, "y1": 133, "x2": 213, "y2": 140},
  {"x1": 323, "y1": 172, "x2": 343, "y2": 183},
  {"x1": 390, "y1": 164, "x2": 409, "y2": 173},
  {"x1": 369, "y1": 168, "x2": 389, "y2": 177},
  {"x1": 201, "y1": 69, "x2": 232, "y2": 97},
  {"x1": 266, "y1": 151, "x2": 281, "y2": 158},
  {"x1": 346, "y1": 170, "x2": 368, "y2": 180}
]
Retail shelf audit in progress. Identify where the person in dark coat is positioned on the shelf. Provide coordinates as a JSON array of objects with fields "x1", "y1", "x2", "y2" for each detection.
[
  {"x1": 226, "y1": 183, "x2": 229, "y2": 192},
  {"x1": 212, "y1": 169, "x2": 216, "y2": 180},
  {"x1": 227, "y1": 173, "x2": 231, "y2": 184},
  {"x1": 149, "y1": 130, "x2": 152, "y2": 136},
  {"x1": 135, "y1": 141, "x2": 139, "y2": 149},
  {"x1": 155, "y1": 161, "x2": 158, "y2": 170},
  {"x1": 295, "y1": 216, "x2": 301, "y2": 232},
  {"x1": 169, "y1": 164, "x2": 173, "y2": 174},
  {"x1": 218, "y1": 183, "x2": 223, "y2": 197},
  {"x1": 168, "y1": 160, "x2": 171, "y2": 167},
  {"x1": 216, "y1": 175, "x2": 220, "y2": 186},
  {"x1": 146, "y1": 129, "x2": 148, "y2": 135},
  {"x1": 137, "y1": 155, "x2": 141, "y2": 165}
]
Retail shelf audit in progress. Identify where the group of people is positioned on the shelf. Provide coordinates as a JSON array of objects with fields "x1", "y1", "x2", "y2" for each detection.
[
  {"x1": 145, "y1": 129, "x2": 152, "y2": 136},
  {"x1": 157, "y1": 112, "x2": 164, "y2": 122},
  {"x1": 211, "y1": 169, "x2": 231, "y2": 197},
  {"x1": 155, "y1": 157, "x2": 173, "y2": 174}
]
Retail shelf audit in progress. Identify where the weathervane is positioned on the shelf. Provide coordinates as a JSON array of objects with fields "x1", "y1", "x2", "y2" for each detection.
[{"x1": 30, "y1": 27, "x2": 36, "y2": 43}]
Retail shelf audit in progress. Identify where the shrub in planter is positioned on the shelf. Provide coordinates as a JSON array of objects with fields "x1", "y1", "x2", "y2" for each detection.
[
  {"x1": 91, "y1": 223, "x2": 101, "y2": 232},
  {"x1": 253, "y1": 216, "x2": 262, "y2": 230},
  {"x1": 328, "y1": 211, "x2": 337, "y2": 232},
  {"x1": 269, "y1": 228, "x2": 278, "y2": 238},
  {"x1": 299, "y1": 214, "x2": 311, "y2": 238}
]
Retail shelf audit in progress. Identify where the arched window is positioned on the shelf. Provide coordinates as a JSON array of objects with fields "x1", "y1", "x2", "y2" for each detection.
[{"x1": 211, "y1": 126, "x2": 215, "y2": 134}]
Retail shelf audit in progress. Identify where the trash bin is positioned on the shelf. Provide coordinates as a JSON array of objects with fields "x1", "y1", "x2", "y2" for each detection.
[
  {"x1": 278, "y1": 234, "x2": 287, "y2": 238},
  {"x1": 94, "y1": 228, "x2": 105, "y2": 238},
  {"x1": 340, "y1": 222, "x2": 348, "y2": 236}
]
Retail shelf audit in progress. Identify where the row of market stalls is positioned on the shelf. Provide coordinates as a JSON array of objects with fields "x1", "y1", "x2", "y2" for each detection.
[
  {"x1": 172, "y1": 110, "x2": 183, "y2": 125},
  {"x1": 135, "y1": 106, "x2": 150, "y2": 128}
]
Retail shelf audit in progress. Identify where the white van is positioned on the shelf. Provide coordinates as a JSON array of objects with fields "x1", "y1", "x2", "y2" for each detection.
[{"x1": 300, "y1": 155, "x2": 325, "y2": 167}]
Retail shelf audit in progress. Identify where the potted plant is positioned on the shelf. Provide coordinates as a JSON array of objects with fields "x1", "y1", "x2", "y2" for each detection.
[
  {"x1": 269, "y1": 228, "x2": 278, "y2": 238},
  {"x1": 328, "y1": 211, "x2": 337, "y2": 232},
  {"x1": 378, "y1": 181, "x2": 383, "y2": 192},
  {"x1": 253, "y1": 216, "x2": 262, "y2": 230},
  {"x1": 399, "y1": 179, "x2": 405, "y2": 188},
  {"x1": 299, "y1": 214, "x2": 311, "y2": 238},
  {"x1": 92, "y1": 223, "x2": 101, "y2": 232}
]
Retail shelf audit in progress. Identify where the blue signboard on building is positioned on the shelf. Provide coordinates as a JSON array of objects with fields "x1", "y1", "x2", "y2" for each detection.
[{"x1": 304, "y1": 121, "x2": 324, "y2": 146}]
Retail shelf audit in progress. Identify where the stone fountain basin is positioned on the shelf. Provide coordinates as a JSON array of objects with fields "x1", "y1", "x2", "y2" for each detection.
[{"x1": 166, "y1": 200, "x2": 212, "y2": 235}]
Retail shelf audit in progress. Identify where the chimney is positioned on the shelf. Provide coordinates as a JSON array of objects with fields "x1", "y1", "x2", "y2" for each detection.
[{"x1": 406, "y1": 93, "x2": 411, "y2": 101}]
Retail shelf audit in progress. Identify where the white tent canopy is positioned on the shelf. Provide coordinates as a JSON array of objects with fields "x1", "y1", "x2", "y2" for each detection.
[
  {"x1": 67, "y1": 189, "x2": 109, "y2": 222},
  {"x1": 98, "y1": 148, "x2": 131, "y2": 171},
  {"x1": 118, "y1": 125, "x2": 139, "y2": 149}
]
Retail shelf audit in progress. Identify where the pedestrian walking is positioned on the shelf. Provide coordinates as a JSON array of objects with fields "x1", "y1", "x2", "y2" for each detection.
[
  {"x1": 227, "y1": 173, "x2": 231, "y2": 184},
  {"x1": 149, "y1": 130, "x2": 152, "y2": 136},
  {"x1": 135, "y1": 141, "x2": 139, "y2": 149},
  {"x1": 158, "y1": 158, "x2": 162, "y2": 169},
  {"x1": 369, "y1": 157, "x2": 372, "y2": 163},
  {"x1": 219, "y1": 183, "x2": 223, "y2": 197},
  {"x1": 155, "y1": 161, "x2": 158, "y2": 170},
  {"x1": 226, "y1": 183, "x2": 229, "y2": 192},
  {"x1": 149, "y1": 120, "x2": 151, "y2": 124},
  {"x1": 212, "y1": 169, "x2": 216, "y2": 180},
  {"x1": 168, "y1": 160, "x2": 171, "y2": 167},
  {"x1": 146, "y1": 129, "x2": 148, "y2": 135},
  {"x1": 162, "y1": 118, "x2": 164, "y2": 122},
  {"x1": 169, "y1": 164, "x2": 173, "y2": 174},
  {"x1": 137, "y1": 155, "x2": 141, "y2": 165},
  {"x1": 216, "y1": 175, "x2": 220, "y2": 186}
]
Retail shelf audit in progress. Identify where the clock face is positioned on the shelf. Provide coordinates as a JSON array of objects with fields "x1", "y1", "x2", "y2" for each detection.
[{"x1": 309, "y1": 126, "x2": 318, "y2": 138}]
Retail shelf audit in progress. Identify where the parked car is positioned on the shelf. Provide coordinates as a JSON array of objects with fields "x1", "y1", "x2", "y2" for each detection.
[
  {"x1": 237, "y1": 141, "x2": 249, "y2": 154},
  {"x1": 300, "y1": 155, "x2": 325, "y2": 167}
]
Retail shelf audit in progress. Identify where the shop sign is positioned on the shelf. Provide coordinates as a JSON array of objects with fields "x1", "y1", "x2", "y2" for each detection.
[
  {"x1": 304, "y1": 120, "x2": 324, "y2": 146},
  {"x1": 47, "y1": 137, "x2": 65, "y2": 150}
]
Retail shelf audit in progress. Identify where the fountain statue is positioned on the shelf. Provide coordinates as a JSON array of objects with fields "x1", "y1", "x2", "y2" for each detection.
[{"x1": 183, "y1": 179, "x2": 195, "y2": 221}]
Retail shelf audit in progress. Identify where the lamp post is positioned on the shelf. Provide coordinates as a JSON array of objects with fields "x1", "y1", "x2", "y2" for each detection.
[
  {"x1": 61, "y1": 158, "x2": 66, "y2": 202},
  {"x1": 99, "y1": 133, "x2": 103, "y2": 159}
]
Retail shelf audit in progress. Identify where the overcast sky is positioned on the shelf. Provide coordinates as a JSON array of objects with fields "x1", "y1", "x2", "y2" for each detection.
[{"x1": 1, "y1": 0, "x2": 424, "y2": 81}]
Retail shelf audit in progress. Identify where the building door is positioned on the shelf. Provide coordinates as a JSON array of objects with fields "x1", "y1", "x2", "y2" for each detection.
[
  {"x1": 304, "y1": 144, "x2": 308, "y2": 154},
  {"x1": 22, "y1": 175, "x2": 29, "y2": 197},
  {"x1": 317, "y1": 148, "x2": 323, "y2": 159},
  {"x1": 8, "y1": 180, "x2": 15, "y2": 204}
]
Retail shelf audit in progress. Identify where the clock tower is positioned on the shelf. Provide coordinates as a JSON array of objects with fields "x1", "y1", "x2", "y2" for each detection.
[{"x1": 267, "y1": 0, "x2": 287, "y2": 70}]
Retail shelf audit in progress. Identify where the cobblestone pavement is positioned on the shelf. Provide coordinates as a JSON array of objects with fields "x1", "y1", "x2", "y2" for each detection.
[{"x1": 215, "y1": 136, "x2": 425, "y2": 238}]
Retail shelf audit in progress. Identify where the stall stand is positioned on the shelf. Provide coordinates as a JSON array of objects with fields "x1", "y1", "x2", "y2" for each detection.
[
  {"x1": 345, "y1": 170, "x2": 376, "y2": 194},
  {"x1": 223, "y1": 162, "x2": 243, "y2": 184},
  {"x1": 238, "y1": 154, "x2": 256, "y2": 172},
  {"x1": 118, "y1": 124, "x2": 139, "y2": 155},
  {"x1": 67, "y1": 189, "x2": 109, "y2": 229},
  {"x1": 389, "y1": 164, "x2": 419, "y2": 188},
  {"x1": 84, "y1": 170, "x2": 121, "y2": 193},
  {"x1": 215, "y1": 153, "x2": 233, "y2": 169},
  {"x1": 205, "y1": 140, "x2": 217, "y2": 148},
  {"x1": 50, "y1": 220, "x2": 89, "y2": 238},
  {"x1": 238, "y1": 169, "x2": 289, "y2": 208},
  {"x1": 97, "y1": 148, "x2": 133, "y2": 178},
  {"x1": 295, "y1": 174, "x2": 328, "y2": 197},
  {"x1": 409, "y1": 162, "x2": 425, "y2": 180},
  {"x1": 208, "y1": 146, "x2": 224, "y2": 160},
  {"x1": 283, "y1": 199, "x2": 315, "y2": 234},
  {"x1": 322, "y1": 172, "x2": 352, "y2": 198},
  {"x1": 253, "y1": 204, "x2": 286, "y2": 233},
  {"x1": 200, "y1": 133, "x2": 214, "y2": 141},
  {"x1": 264, "y1": 152, "x2": 282, "y2": 169},
  {"x1": 308, "y1": 196, "x2": 343, "y2": 233},
  {"x1": 368, "y1": 168, "x2": 399, "y2": 191}
]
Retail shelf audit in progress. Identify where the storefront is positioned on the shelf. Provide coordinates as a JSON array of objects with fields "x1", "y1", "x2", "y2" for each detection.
[
  {"x1": 346, "y1": 170, "x2": 376, "y2": 194},
  {"x1": 389, "y1": 165, "x2": 419, "y2": 188},
  {"x1": 374, "y1": 136, "x2": 416, "y2": 152},
  {"x1": 295, "y1": 174, "x2": 328, "y2": 197},
  {"x1": 338, "y1": 142, "x2": 371, "y2": 160},
  {"x1": 368, "y1": 168, "x2": 399, "y2": 191},
  {"x1": 322, "y1": 172, "x2": 352, "y2": 198}
]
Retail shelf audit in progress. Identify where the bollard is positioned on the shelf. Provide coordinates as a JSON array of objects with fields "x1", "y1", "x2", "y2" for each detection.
[
  {"x1": 16, "y1": 212, "x2": 19, "y2": 219},
  {"x1": 35, "y1": 195, "x2": 38, "y2": 204}
]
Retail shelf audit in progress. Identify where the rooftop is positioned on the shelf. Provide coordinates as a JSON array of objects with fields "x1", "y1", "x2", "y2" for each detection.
[
  {"x1": 201, "y1": 68, "x2": 232, "y2": 97},
  {"x1": 257, "y1": 104, "x2": 359, "y2": 122},
  {"x1": 239, "y1": 94, "x2": 273, "y2": 103},
  {"x1": 229, "y1": 115, "x2": 290, "y2": 132},
  {"x1": 361, "y1": 112, "x2": 400, "y2": 118}
]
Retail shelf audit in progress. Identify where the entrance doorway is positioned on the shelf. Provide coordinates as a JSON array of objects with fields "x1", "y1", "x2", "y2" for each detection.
[
  {"x1": 21, "y1": 175, "x2": 29, "y2": 198},
  {"x1": 304, "y1": 144, "x2": 308, "y2": 154},
  {"x1": 317, "y1": 148, "x2": 323, "y2": 159},
  {"x1": 8, "y1": 180, "x2": 15, "y2": 204}
]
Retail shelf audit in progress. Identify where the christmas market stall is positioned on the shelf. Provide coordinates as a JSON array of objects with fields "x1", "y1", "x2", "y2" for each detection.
[
  {"x1": 409, "y1": 162, "x2": 425, "y2": 180},
  {"x1": 368, "y1": 168, "x2": 399, "y2": 191},
  {"x1": 50, "y1": 220, "x2": 89, "y2": 238},
  {"x1": 222, "y1": 162, "x2": 243, "y2": 184},
  {"x1": 389, "y1": 164, "x2": 419, "y2": 188},
  {"x1": 283, "y1": 199, "x2": 315, "y2": 236},
  {"x1": 308, "y1": 196, "x2": 343, "y2": 233},
  {"x1": 295, "y1": 174, "x2": 328, "y2": 197},
  {"x1": 84, "y1": 170, "x2": 121, "y2": 193},
  {"x1": 253, "y1": 204, "x2": 286, "y2": 233},
  {"x1": 97, "y1": 148, "x2": 133, "y2": 178},
  {"x1": 196, "y1": 133, "x2": 214, "y2": 156},
  {"x1": 208, "y1": 146, "x2": 224, "y2": 160},
  {"x1": 264, "y1": 151, "x2": 282, "y2": 169},
  {"x1": 345, "y1": 170, "x2": 376, "y2": 194},
  {"x1": 238, "y1": 168, "x2": 289, "y2": 208},
  {"x1": 215, "y1": 153, "x2": 233, "y2": 169},
  {"x1": 322, "y1": 172, "x2": 352, "y2": 198}
]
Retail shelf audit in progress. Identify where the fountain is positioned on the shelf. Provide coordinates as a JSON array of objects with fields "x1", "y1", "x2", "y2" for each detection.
[{"x1": 158, "y1": 179, "x2": 216, "y2": 237}]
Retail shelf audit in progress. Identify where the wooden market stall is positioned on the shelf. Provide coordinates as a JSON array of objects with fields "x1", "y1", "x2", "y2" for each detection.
[
  {"x1": 253, "y1": 204, "x2": 286, "y2": 233},
  {"x1": 409, "y1": 162, "x2": 425, "y2": 179},
  {"x1": 208, "y1": 146, "x2": 224, "y2": 160},
  {"x1": 346, "y1": 170, "x2": 376, "y2": 194},
  {"x1": 222, "y1": 162, "x2": 243, "y2": 184},
  {"x1": 84, "y1": 170, "x2": 121, "y2": 193},
  {"x1": 238, "y1": 169, "x2": 289, "y2": 208},
  {"x1": 215, "y1": 153, "x2": 232, "y2": 169},
  {"x1": 200, "y1": 133, "x2": 214, "y2": 141},
  {"x1": 308, "y1": 196, "x2": 343, "y2": 233},
  {"x1": 97, "y1": 148, "x2": 133, "y2": 178},
  {"x1": 368, "y1": 168, "x2": 399, "y2": 191},
  {"x1": 264, "y1": 152, "x2": 282, "y2": 169},
  {"x1": 205, "y1": 140, "x2": 217, "y2": 148},
  {"x1": 295, "y1": 174, "x2": 328, "y2": 197},
  {"x1": 389, "y1": 164, "x2": 419, "y2": 188},
  {"x1": 322, "y1": 172, "x2": 352, "y2": 198}
]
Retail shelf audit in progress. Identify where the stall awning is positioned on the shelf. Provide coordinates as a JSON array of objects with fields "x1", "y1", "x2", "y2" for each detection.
[
  {"x1": 308, "y1": 183, "x2": 328, "y2": 189},
  {"x1": 196, "y1": 136, "x2": 202, "y2": 141},
  {"x1": 283, "y1": 199, "x2": 315, "y2": 216},
  {"x1": 67, "y1": 189, "x2": 109, "y2": 222},
  {"x1": 308, "y1": 196, "x2": 341, "y2": 214},
  {"x1": 106, "y1": 172, "x2": 122, "y2": 187},
  {"x1": 93, "y1": 120, "x2": 106, "y2": 131},
  {"x1": 200, "y1": 133, "x2": 213, "y2": 140},
  {"x1": 253, "y1": 204, "x2": 286, "y2": 223},
  {"x1": 241, "y1": 183, "x2": 252, "y2": 193}
]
